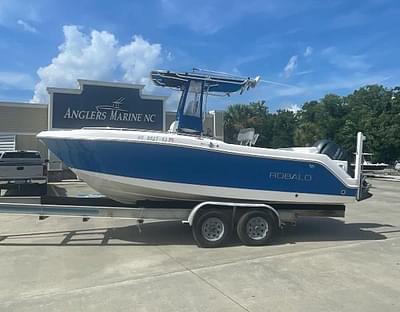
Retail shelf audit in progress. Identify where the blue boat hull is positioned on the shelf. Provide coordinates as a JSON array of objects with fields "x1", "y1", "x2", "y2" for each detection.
[{"x1": 41, "y1": 137, "x2": 357, "y2": 204}]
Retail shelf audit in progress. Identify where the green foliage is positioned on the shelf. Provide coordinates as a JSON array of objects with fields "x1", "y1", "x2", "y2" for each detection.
[
  {"x1": 224, "y1": 85, "x2": 400, "y2": 163},
  {"x1": 224, "y1": 101, "x2": 271, "y2": 146},
  {"x1": 269, "y1": 110, "x2": 297, "y2": 148},
  {"x1": 224, "y1": 101, "x2": 296, "y2": 148}
]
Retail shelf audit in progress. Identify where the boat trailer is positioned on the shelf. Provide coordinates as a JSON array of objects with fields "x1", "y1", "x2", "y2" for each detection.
[{"x1": 0, "y1": 196, "x2": 345, "y2": 247}]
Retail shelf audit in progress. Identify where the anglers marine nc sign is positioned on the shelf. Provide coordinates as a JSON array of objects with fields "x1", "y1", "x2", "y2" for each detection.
[
  {"x1": 50, "y1": 81, "x2": 164, "y2": 130},
  {"x1": 62, "y1": 97, "x2": 157, "y2": 123}
]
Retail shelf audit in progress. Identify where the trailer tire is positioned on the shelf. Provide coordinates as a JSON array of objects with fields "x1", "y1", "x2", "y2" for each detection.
[
  {"x1": 237, "y1": 209, "x2": 276, "y2": 246},
  {"x1": 192, "y1": 209, "x2": 231, "y2": 248}
]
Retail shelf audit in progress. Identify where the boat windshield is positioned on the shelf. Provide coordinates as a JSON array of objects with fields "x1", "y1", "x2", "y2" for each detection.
[{"x1": 183, "y1": 81, "x2": 202, "y2": 118}]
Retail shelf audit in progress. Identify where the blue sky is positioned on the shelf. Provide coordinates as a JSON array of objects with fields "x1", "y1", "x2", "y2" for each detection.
[{"x1": 0, "y1": 0, "x2": 399, "y2": 111}]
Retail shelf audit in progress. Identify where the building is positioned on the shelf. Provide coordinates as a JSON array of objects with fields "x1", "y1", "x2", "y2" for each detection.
[
  {"x1": 0, "y1": 101, "x2": 48, "y2": 157},
  {"x1": 0, "y1": 80, "x2": 224, "y2": 174}
]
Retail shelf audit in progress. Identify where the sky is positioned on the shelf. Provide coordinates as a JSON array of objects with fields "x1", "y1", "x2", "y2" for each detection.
[{"x1": 0, "y1": 0, "x2": 399, "y2": 111}]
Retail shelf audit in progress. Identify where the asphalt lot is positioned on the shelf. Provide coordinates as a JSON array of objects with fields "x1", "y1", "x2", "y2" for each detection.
[{"x1": 0, "y1": 178, "x2": 399, "y2": 312}]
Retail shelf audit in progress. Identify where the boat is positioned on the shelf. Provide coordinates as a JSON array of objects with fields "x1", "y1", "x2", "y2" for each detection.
[
  {"x1": 96, "y1": 97, "x2": 128, "y2": 113},
  {"x1": 350, "y1": 153, "x2": 389, "y2": 171},
  {"x1": 37, "y1": 69, "x2": 370, "y2": 205}
]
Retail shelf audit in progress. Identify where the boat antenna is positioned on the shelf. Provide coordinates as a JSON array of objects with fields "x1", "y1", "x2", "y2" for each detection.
[
  {"x1": 259, "y1": 79, "x2": 299, "y2": 88},
  {"x1": 192, "y1": 67, "x2": 299, "y2": 88}
]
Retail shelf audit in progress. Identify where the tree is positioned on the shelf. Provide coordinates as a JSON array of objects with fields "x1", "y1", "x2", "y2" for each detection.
[
  {"x1": 270, "y1": 110, "x2": 297, "y2": 148},
  {"x1": 294, "y1": 121, "x2": 321, "y2": 146},
  {"x1": 223, "y1": 84, "x2": 400, "y2": 163},
  {"x1": 295, "y1": 95, "x2": 347, "y2": 146},
  {"x1": 340, "y1": 85, "x2": 398, "y2": 162},
  {"x1": 224, "y1": 101, "x2": 271, "y2": 146}
]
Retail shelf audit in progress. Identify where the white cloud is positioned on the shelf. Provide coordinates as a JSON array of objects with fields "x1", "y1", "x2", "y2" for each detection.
[
  {"x1": 31, "y1": 26, "x2": 163, "y2": 103},
  {"x1": 322, "y1": 47, "x2": 371, "y2": 71},
  {"x1": 282, "y1": 55, "x2": 298, "y2": 78},
  {"x1": 0, "y1": 71, "x2": 35, "y2": 90},
  {"x1": 287, "y1": 104, "x2": 302, "y2": 113},
  {"x1": 165, "y1": 91, "x2": 181, "y2": 111},
  {"x1": 160, "y1": 0, "x2": 319, "y2": 34},
  {"x1": 231, "y1": 67, "x2": 241, "y2": 76},
  {"x1": 17, "y1": 19, "x2": 38, "y2": 33},
  {"x1": 312, "y1": 73, "x2": 392, "y2": 92},
  {"x1": 295, "y1": 70, "x2": 313, "y2": 76},
  {"x1": 304, "y1": 46, "x2": 313, "y2": 57},
  {"x1": 118, "y1": 35, "x2": 161, "y2": 88},
  {"x1": 166, "y1": 51, "x2": 173, "y2": 61},
  {"x1": 0, "y1": 0, "x2": 40, "y2": 27}
]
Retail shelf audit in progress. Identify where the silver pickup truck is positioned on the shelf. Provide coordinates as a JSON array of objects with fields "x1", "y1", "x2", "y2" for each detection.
[{"x1": 0, "y1": 150, "x2": 48, "y2": 195}]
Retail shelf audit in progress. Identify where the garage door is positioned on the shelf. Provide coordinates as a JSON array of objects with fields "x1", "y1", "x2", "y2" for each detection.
[{"x1": 0, "y1": 135, "x2": 16, "y2": 151}]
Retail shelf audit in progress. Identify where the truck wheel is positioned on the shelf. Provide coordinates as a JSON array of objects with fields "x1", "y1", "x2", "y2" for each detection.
[
  {"x1": 237, "y1": 210, "x2": 276, "y2": 246},
  {"x1": 192, "y1": 210, "x2": 231, "y2": 248}
]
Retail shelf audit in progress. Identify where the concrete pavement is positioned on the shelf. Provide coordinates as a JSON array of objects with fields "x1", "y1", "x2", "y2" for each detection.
[{"x1": 0, "y1": 178, "x2": 399, "y2": 311}]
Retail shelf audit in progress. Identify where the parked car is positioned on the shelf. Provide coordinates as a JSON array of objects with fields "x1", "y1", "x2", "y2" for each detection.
[
  {"x1": 0, "y1": 150, "x2": 48, "y2": 196},
  {"x1": 395, "y1": 161, "x2": 400, "y2": 171}
]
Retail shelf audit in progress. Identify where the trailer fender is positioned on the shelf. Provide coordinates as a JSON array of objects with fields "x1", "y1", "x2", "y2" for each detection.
[{"x1": 185, "y1": 201, "x2": 281, "y2": 227}]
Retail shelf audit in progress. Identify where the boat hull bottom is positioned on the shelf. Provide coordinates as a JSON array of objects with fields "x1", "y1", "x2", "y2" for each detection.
[{"x1": 73, "y1": 169, "x2": 355, "y2": 205}]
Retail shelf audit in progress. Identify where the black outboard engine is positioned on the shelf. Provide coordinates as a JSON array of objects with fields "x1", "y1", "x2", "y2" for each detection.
[
  {"x1": 313, "y1": 139, "x2": 352, "y2": 175},
  {"x1": 313, "y1": 139, "x2": 348, "y2": 161}
]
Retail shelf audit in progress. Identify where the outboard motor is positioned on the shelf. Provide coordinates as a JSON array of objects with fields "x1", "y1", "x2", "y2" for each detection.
[
  {"x1": 313, "y1": 139, "x2": 348, "y2": 161},
  {"x1": 313, "y1": 139, "x2": 352, "y2": 175}
]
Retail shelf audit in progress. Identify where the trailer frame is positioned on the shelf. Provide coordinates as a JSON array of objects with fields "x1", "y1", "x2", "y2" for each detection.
[{"x1": 0, "y1": 195, "x2": 345, "y2": 247}]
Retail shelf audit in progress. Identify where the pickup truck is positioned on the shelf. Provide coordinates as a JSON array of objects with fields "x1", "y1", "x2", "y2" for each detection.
[{"x1": 0, "y1": 150, "x2": 48, "y2": 195}]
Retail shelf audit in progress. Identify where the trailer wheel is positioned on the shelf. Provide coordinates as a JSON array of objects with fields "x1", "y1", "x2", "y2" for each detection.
[
  {"x1": 237, "y1": 210, "x2": 276, "y2": 246},
  {"x1": 192, "y1": 210, "x2": 231, "y2": 248}
]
